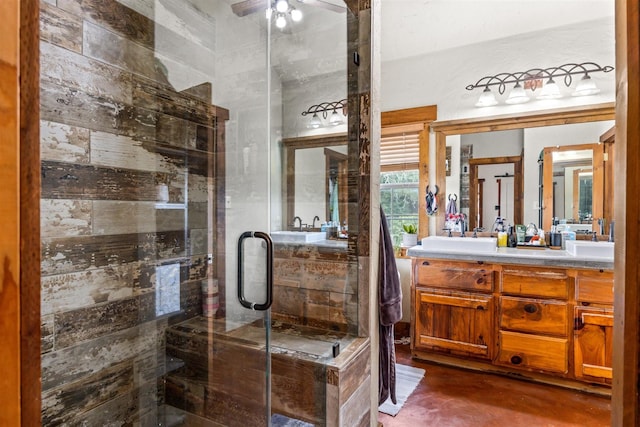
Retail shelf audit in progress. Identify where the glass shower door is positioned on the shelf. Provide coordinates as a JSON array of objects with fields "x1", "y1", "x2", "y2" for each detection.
[{"x1": 39, "y1": 0, "x2": 275, "y2": 425}]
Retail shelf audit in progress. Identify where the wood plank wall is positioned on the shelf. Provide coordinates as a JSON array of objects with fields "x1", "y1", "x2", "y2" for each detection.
[
  {"x1": 37, "y1": 0, "x2": 225, "y2": 423},
  {"x1": 0, "y1": 0, "x2": 22, "y2": 424}
]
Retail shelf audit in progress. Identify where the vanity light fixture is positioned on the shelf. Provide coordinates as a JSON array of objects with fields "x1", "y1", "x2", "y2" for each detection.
[
  {"x1": 302, "y1": 99, "x2": 348, "y2": 128},
  {"x1": 466, "y1": 62, "x2": 614, "y2": 107},
  {"x1": 266, "y1": 0, "x2": 302, "y2": 29}
]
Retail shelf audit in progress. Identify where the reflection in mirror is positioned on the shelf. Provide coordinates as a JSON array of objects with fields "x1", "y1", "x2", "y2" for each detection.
[
  {"x1": 282, "y1": 134, "x2": 347, "y2": 230},
  {"x1": 543, "y1": 144, "x2": 601, "y2": 232}
]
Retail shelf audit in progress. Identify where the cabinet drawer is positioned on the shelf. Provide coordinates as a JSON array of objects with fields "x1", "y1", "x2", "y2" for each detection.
[
  {"x1": 575, "y1": 270, "x2": 614, "y2": 305},
  {"x1": 415, "y1": 259, "x2": 493, "y2": 292},
  {"x1": 574, "y1": 307, "x2": 613, "y2": 383},
  {"x1": 415, "y1": 288, "x2": 493, "y2": 359},
  {"x1": 497, "y1": 331, "x2": 568, "y2": 374},
  {"x1": 499, "y1": 297, "x2": 568, "y2": 337},
  {"x1": 501, "y1": 267, "x2": 569, "y2": 299}
]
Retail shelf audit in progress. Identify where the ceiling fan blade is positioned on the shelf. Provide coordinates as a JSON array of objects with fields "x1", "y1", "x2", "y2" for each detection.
[
  {"x1": 231, "y1": 0, "x2": 267, "y2": 17},
  {"x1": 296, "y1": 0, "x2": 346, "y2": 13}
]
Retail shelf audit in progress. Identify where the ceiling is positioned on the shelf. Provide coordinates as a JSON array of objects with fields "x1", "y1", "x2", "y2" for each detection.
[{"x1": 380, "y1": 0, "x2": 615, "y2": 62}]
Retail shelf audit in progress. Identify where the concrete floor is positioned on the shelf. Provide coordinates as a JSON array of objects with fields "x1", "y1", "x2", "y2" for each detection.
[{"x1": 378, "y1": 343, "x2": 611, "y2": 427}]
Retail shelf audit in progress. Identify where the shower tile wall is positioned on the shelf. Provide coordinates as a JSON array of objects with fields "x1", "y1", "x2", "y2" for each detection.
[{"x1": 39, "y1": 0, "x2": 222, "y2": 424}]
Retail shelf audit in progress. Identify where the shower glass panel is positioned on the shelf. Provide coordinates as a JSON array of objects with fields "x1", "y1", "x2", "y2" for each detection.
[{"x1": 39, "y1": 0, "x2": 353, "y2": 425}]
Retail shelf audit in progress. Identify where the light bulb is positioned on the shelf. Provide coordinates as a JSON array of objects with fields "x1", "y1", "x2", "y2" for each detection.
[
  {"x1": 573, "y1": 74, "x2": 600, "y2": 96},
  {"x1": 505, "y1": 82, "x2": 530, "y2": 105},
  {"x1": 275, "y1": 14, "x2": 286, "y2": 29},
  {"x1": 290, "y1": 8, "x2": 302, "y2": 22},
  {"x1": 275, "y1": 0, "x2": 289, "y2": 13},
  {"x1": 475, "y1": 87, "x2": 498, "y2": 107},
  {"x1": 537, "y1": 78, "x2": 562, "y2": 100},
  {"x1": 329, "y1": 111, "x2": 343, "y2": 126},
  {"x1": 309, "y1": 113, "x2": 322, "y2": 129}
]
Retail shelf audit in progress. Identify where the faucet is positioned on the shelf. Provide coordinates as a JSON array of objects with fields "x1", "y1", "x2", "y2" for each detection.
[
  {"x1": 591, "y1": 231, "x2": 598, "y2": 242},
  {"x1": 292, "y1": 216, "x2": 302, "y2": 231},
  {"x1": 609, "y1": 221, "x2": 615, "y2": 243},
  {"x1": 312, "y1": 215, "x2": 320, "y2": 229},
  {"x1": 459, "y1": 218, "x2": 466, "y2": 237},
  {"x1": 598, "y1": 218, "x2": 605, "y2": 236}
]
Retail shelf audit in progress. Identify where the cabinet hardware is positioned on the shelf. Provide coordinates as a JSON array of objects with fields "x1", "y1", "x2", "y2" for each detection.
[
  {"x1": 422, "y1": 261, "x2": 430, "y2": 266},
  {"x1": 510, "y1": 355, "x2": 523, "y2": 365},
  {"x1": 524, "y1": 303, "x2": 537, "y2": 314},
  {"x1": 574, "y1": 317, "x2": 585, "y2": 330},
  {"x1": 476, "y1": 305, "x2": 485, "y2": 311}
]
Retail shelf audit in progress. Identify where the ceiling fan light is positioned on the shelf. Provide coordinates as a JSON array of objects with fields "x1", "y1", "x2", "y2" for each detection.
[
  {"x1": 505, "y1": 82, "x2": 530, "y2": 105},
  {"x1": 290, "y1": 8, "x2": 302, "y2": 22},
  {"x1": 537, "y1": 78, "x2": 562, "y2": 100},
  {"x1": 573, "y1": 74, "x2": 600, "y2": 96},
  {"x1": 309, "y1": 113, "x2": 322, "y2": 129},
  {"x1": 475, "y1": 87, "x2": 498, "y2": 107},
  {"x1": 275, "y1": 14, "x2": 287, "y2": 28},
  {"x1": 275, "y1": 0, "x2": 289, "y2": 13},
  {"x1": 329, "y1": 111, "x2": 343, "y2": 126}
]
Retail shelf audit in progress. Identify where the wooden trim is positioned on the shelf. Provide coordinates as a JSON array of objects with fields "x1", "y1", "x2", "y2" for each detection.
[
  {"x1": 612, "y1": 0, "x2": 640, "y2": 424},
  {"x1": 430, "y1": 103, "x2": 616, "y2": 135},
  {"x1": 19, "y1": 0, "x2": 40, "y2": 424},
  {"x1": 600, "y1": 125, "x2": 616, "y2": 143},
  {"x1": 468, "y1": 156, "x2": 522, "y2": 230},
  {"x1": 434, "y1": 131, "x2": 446, "y2": 234},
  {"x1": 381, "y1": 105, "x2": 437, "y2": 127},
  {"x1": 0, "y1": 0, "x2": 22, "y2": 424},
  {"x1": 382, "y1": 107, "x2": 437, "y2": 239}
]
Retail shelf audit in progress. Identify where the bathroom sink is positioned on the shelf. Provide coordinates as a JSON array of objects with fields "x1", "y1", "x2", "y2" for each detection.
[
  {"x1": 270, "y1": 231, "x2": 327, "y2": 243},
  {"x1": 565, "y1": 240, "x2": 614, "y2": 260},
  {"x1": 421, "y1": 236, "x2": 497, "y2": 253}
]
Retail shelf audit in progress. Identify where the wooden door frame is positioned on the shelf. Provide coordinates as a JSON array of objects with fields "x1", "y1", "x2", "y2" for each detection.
[
  {"x1": 6, "y1": 0, "x2": 640, "y2": 424},
  {"x1": 468, "y1": 155, "x2": 523, "y2": 230}
]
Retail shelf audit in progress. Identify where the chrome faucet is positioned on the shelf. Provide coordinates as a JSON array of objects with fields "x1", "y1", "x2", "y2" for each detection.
[
  {"x1": 609, "y1": 221, "x2": 615, "y2": 243},
  {"x1": 598, "y1": 218, "x2": 605, "y2": 236},
  {"x1": 459, "y1": 218, "x2": 466, "y2": 238},
  {"x1": 292, "y1": 216, "x2": 302, "y2": 231},
  {"x1": 312, "y1": 215, "x2": 320, "y2": 229}
]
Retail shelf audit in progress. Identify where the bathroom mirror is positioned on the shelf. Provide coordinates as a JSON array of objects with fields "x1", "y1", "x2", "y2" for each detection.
[
  {"x1": 282, "y1": 133, "x2": 348, "y2": 229},
  {"x1": 542, "y1": 144, "x2": 603, "y2": 232},
  {"x1": 430, "y1": 103, "x2": 616, "y2": 234}
]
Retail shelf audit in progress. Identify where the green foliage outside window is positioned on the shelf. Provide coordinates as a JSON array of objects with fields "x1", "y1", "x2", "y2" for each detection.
[{"x1": 380, "y1": 170, "x2": 419, "y2": 248}]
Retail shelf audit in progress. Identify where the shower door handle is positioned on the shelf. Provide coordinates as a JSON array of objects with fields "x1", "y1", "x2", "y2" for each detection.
[{"x1": 237, "y1": 231, "x2": 273, "y2": 311}]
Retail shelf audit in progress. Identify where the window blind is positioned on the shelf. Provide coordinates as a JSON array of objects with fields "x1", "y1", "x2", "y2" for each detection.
[{"x1": 380, "y1": 123, "x2": 424, "y2": 171}]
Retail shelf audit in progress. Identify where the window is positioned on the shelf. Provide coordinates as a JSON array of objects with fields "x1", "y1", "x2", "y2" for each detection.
[{"x1": 380, "y1": 170, "x2": 419, "y2": 247}]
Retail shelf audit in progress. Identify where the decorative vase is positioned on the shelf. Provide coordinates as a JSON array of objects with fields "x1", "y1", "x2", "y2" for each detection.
[{"x1": 402, "y1": 233, "x2": 418, "y2": 247}]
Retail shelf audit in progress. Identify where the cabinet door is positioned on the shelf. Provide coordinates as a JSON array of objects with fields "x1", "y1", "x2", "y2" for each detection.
[
  {"x1": 414, "y1": 288, "x2": 493, "y2": 359},
  {"x1": 574, "y1": 307, "x2": 613, "y2": 383}
]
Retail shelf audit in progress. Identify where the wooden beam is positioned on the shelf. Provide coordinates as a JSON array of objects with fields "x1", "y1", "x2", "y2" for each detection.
[
  {"x1": 19, "y1": 0, "x2": 41, "y2": 424},
  {"x1": 230, "y1": 0, "x2": 264, "y2": 17},
  {"x1": 381, "y1": 105, "x2": 437, "y2": 127},
  {"x1": 0, "y1": 0, "x2": 22, "y2": 424},
  {"x1": 430, "y1": 103, "x2": 616, "y2": 136},
  {"x1": 418, "y1": 128, "x2": 429, "y2": 238},
  {"x1": 612, "y1": 0, "x2": 640, "y2": 424}
]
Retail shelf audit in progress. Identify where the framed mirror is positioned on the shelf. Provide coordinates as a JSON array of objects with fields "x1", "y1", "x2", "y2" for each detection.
[
  {"x1": 430, "y1": 103, "x2": 616, "y2": 235},
  {"x1": 542, "y1": 143, "x2": 603, "y2": 231},
  {"x1": 282, "y1": 133, "x2": 347, "y2": 230}
]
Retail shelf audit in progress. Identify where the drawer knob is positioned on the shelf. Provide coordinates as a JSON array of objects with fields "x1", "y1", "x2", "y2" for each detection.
[
  {"x1": 510, "y1": 355, "x2": 523, "y2": 365},
  {"x1": 524, "y1": 303, "x2": 537, "y2": 314}
]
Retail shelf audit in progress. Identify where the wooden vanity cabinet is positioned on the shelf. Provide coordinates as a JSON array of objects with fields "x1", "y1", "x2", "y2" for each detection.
[
  {"x1": 573, "y1": 270, "x2": 614, "y2": 384},
  {"x1": 413, "y1": 259, "x2": 494, "y2": 359},
  {"x1": 497, "y1": 266, "x2": 571, "y2": 375}
]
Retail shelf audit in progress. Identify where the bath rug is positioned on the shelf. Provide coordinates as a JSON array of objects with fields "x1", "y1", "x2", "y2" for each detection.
[
  {"x1": 378, "y1": 363, "x2": 426, "y2": 416},
  {"x1": 271, "y1": 413, "x2": 314, "y2": 427}
]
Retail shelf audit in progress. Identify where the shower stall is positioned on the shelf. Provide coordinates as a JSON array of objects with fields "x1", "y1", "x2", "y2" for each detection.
[{"x1": 38, "y1": 0, "x2": 373, "y2": 425}]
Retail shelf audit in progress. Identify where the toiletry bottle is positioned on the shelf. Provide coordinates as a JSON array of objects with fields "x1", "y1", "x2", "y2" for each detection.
[
  {"x1": 508, "y1": 225, "x2": 517, "y2": 248},
  {"x1": 498, "y1": 230, "x2": 507, "y2": 247},
  {"x1": 538, "y1": 229, "x2": 546, "y2": 246}
]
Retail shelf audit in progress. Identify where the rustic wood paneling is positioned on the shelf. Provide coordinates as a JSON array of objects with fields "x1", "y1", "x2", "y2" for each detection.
[
  {"x1": 41, "y1": 230, "x2": 187, "y2": 275},
  {"x1": 41, "y1": 320, "x2": 164, "y2": 391},
  {"x1": 91, "y1": 201, "x2": 186, "y2": 235},
  {"x1": 40, "y1": 120, "x2": 90, "y2": 163},
  {"x1": 40, "y1": 199, "x2": 92, "y2": 238},
  {"x1": 39, "y1": 1, "x2": 82, "y2": 52},
  {"x1": 40, "y1": 41, "x2": 133, "y2": 104},
  {"x1": 42, "y1": 360, "x2": 135, "y2": 425},
  {"x1": 54, "y1": 292, "x2": 156, "y2": 348},
  {"x1": 57, "y1": 0, "x2": 155, "y2": 48}
]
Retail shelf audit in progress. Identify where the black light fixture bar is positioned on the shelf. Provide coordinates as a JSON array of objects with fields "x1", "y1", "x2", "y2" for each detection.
[
  {"x1": 466, "y1": 62, "x2": 614, "y2": 94},
  {"x1": 301, "y1": 99, "x2": 348, "y2": 118}
]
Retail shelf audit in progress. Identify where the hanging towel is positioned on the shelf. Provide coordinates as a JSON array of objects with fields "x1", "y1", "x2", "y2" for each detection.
[{"x1": 379, "y1": 207, "x2": 402, "y2": 405}]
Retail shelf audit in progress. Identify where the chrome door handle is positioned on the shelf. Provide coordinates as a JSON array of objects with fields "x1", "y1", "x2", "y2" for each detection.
[{"x1": 237, "y1": 231, "x2": 273, "y2": 311}]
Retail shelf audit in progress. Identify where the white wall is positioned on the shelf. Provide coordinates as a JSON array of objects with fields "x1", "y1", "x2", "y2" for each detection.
[
  {"x1": 477, "y1": 163, "x2": 515, "y2": 228},
  {"x1": 445, "y1": 136, "x2": 461, "y2": 207}
]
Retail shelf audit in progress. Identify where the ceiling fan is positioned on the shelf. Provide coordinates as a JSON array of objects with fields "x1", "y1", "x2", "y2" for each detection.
[{"x1": 231, "y1": 0, "x2": 346, "y2": 18}]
